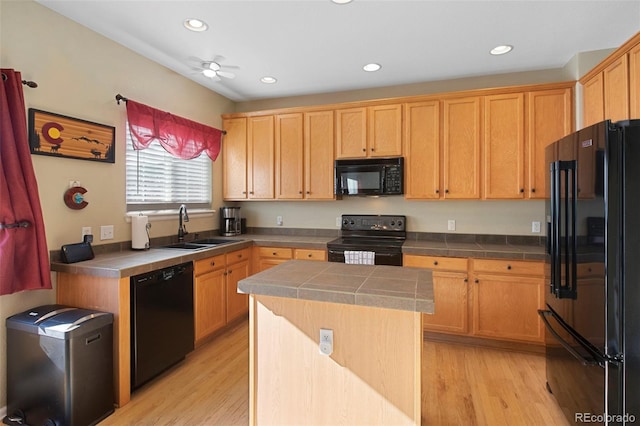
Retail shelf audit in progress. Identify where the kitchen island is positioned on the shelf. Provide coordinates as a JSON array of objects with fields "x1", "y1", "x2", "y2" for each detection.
[{"x1": 238, "y1": 260, "x2": 434, "y2": 425}]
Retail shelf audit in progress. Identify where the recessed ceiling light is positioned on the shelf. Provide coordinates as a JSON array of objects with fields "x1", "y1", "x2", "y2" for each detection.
[
  {"x1": 184, "y1": 18, "x2": 208, "y2": 32},
  {"x1": 261, "y1": 76, "x2": 277, "y2": 84},
  {"x1": 332, "y1": 0, "x2": 353, "y2": 4},
  {"x1": 363, "y1": 63, "x2": 381, "y2": 72},
  {"x1": 490, "y1": 45, "x2": 513, "y2": 55}
]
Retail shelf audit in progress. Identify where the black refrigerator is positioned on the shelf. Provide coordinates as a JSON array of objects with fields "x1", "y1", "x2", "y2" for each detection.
[{"x1": 540, "y1": 119, "x2": 640, "y2": 425}]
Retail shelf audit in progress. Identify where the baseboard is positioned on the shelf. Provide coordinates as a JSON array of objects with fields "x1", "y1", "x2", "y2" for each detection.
[{"x1": 424, "y1": 331, "x2": 545, "y2": 355}]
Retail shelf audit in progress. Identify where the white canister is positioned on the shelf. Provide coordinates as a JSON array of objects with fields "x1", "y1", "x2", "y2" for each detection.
[{"x1": 131, "y1": 215, "x2": 150, "y2": 250}]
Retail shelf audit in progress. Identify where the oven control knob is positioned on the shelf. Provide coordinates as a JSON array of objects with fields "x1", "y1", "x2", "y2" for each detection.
[
  {"x1": 390, "y1": 221, "x2": 395, "y2": 226},
  {"x1": 342, "y1": 219, "x2": 349, "y2": 226},
  {"x1": 397, "y1": 220, "x2": 403, "y2": 227},
  {"x1": 350, "y1": 220, "x2": 355, "y2": 225}
]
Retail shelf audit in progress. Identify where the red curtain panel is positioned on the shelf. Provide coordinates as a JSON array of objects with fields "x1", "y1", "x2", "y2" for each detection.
[{"x1": 0, "y1": 69, "x2": 52, "y2": 295}]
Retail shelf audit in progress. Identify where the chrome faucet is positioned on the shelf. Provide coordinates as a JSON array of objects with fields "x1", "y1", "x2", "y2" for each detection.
[{"x1": 178, "y1": 204, "x2": 189, "y2": 241}]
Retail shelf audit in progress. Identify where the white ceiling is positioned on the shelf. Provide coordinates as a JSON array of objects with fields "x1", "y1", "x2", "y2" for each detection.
[{"x1": 36, "y1": 0, "x2": 640, "y2": 102}]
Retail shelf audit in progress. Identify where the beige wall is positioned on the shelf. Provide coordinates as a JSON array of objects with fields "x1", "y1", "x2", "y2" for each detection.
[{"x1": 0, "y1": 0, "x2": 233, "y2": 410}]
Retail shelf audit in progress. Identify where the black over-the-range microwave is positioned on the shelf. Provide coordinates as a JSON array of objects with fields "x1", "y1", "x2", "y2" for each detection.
[{"x1": 334, "y1": 157, "x2": 404, "y2": 197}]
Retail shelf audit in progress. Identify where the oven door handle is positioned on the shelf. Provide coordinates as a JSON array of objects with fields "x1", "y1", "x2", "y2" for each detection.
[{"x1": 537, "y1": 309, "x2": 604, "y2": 367}]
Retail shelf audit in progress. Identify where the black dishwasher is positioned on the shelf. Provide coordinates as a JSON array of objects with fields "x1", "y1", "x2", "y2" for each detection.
[{"x1": 131, "y1": 262, "x2": 194, "y2": 390}]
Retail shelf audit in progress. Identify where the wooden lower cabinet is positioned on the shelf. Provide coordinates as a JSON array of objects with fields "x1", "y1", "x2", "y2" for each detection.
[
  {"x1": 405, "y1": 254, "x2": 545, "y2": 344},
  {"x1": 470, "y1": 259, "x2": 545, "y2": 343},
  {"x1": 194, "y1": 248, "x2": 251, "y2": 344},
  {"x1": 404, "y1": 255, "x2": 469, "y2": 334},
  {"x1": 225, "y1": 255, "x2": 250, "y2": 323}
]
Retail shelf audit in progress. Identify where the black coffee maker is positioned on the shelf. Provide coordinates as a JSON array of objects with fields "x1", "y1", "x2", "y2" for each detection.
[{"x1": 220, "y1": 206, "x2": 241, "y2": 236}]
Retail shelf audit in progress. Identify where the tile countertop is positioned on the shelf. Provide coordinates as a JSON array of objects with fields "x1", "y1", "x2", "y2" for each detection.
[
  {"x1": 49, "y1": 232, "x2": 546, "y2": 279},
  {"x1": 238, "y1": 260, "x2": 434, "y2": 314}
]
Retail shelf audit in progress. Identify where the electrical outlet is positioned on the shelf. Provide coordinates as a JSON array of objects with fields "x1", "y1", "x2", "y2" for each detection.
[
  {"x1": 276, "y1": 216, "x2": 283, "y2": 226},
  {"x1": 336, "y1": 216, "x2": 341, "y2": 227},
  {"x1": 447, "y1": 219, "x2": 456, "y2": 231},
  {"x1": 319, "y1": 328, "x2": 333, "y2": 356},
  {"x1": 532, "y1": 221, "x2": 541, "y2": 233},
  {"x1": 81, "y1": 226, "x2": 92, "y2": 240},
  {"x1": 100, "y1": 225, "x2": 114, "y2": 240}
]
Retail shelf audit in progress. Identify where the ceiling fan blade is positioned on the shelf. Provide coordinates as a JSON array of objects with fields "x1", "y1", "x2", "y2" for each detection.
[{"x1": 216, "y1": 70, "x2": 236, "y2": 79}]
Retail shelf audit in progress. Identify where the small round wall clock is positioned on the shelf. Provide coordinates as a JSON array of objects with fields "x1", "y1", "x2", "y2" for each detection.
[{"x1": 63, "y1": 186, "x2": 89, "y2": 209}]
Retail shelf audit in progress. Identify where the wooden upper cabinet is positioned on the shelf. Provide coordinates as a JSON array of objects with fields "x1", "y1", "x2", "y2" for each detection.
[
  {"x1": 442, "y1": 97, "x2": 481, "y2": 199},
  {"x1": 222, "y1": 117, "x2": 248, "y2": 200},
  {"x1": 275, "y1": 113, "x2": 304, "y2": 199},
  {"x1": 304, "y1": 111, "x2": 335, "y2": 200},
  {"x1": 247, "y1": 116, "x2": 275, "y2": 199},
  {"x1": 368, "y1": 104, "x2": 403, "y2": 157},
  {"x1": 527, "y1": 88, "x2": 573, "y2": 199},
  {"x1": 336, "y1": 107, "x2": 367, "y2": 158},
  {"x1": 583, "y1": 73, "x2": 604, "y2": 127},
  {"x1": 335, "y1": 104, "x2": 402, "y2": 158},
  {"x1": 603, "y1": 54, "x2": 630, "y2": 122},
  {"x1": 404, "y1": 101, "x2": 440, "y2": 199},
  {"x1": 483, "y1": 93, "x2": 525, "y2": 199},
  {"x1": 629, "y1": 41, "x2": 640, "y2": 119}
]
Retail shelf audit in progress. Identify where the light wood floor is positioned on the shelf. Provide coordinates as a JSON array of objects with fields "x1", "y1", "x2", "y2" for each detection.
[{"x1": 99, "y1": 320, "x2": 570, "y2": 426}]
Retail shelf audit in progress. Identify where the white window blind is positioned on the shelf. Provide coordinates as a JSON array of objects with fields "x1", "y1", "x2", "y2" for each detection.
[{"x1": 125, "y1": 125, "x2": 211, "y2": 211}]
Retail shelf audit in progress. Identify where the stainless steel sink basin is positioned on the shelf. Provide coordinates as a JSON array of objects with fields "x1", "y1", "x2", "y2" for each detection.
[
  {"x1": 160, "y1": 242, "x2": 210, "y2": 250},
  {"x1": 159, "y1": 239, "x2": 241, "y2": 250},
  {"x1": 191, "y1": 238, "x2": 239, "y2": 245}
]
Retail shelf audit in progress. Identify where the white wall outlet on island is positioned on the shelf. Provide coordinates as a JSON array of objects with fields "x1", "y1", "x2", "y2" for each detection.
[
  {"x1": 276, "y1": 216, "x2": 283, "y2": 226},
  {"x1": 447, "y1": 219, "x2": 456, "y2": 231},
  {"x1": 100, "y1": 225, "x2": 114, "y2": 240},
  {"x1": 319, "y1": 328, "x2": 333, "y2": 356},
  {"x1": 532, "y1": 221, "x2": 541, "y2": 233}
]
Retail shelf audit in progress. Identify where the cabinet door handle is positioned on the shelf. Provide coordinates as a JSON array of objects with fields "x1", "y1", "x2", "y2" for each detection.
[
  {"x1": 464, "y1": 278, "x2": 468, "y2": 283},
  {"x1": 228, "y1": 269, "x2": 232, "y2": 275},
  {"x1": 435, "y1": 189, "x2": 439, "y2": 194},
  {"x1": 531, "y1": 188, "x2": 536, "y2": 193},
  {"x1": 507, "y1": 265, "x2": 512, "y2": 270},
  {"x1": 272, "y1": 252, "x2": 277, "y2": 256},
  {"x1": 299, "y1": 191, "x2": 303, "y2": 194},
  {"x1": 250, "y1": 191, "x2": 254, "y2": 195},
  {"x1": 242, "y1": 191, "x2": 246, "y2": 194},
  {"x1": 210, "y1": 261, "x2": 216, "y2": 266},
  {"x1": 308, "y1": 253, "x2": 313, "y2": 258},
  {"x1": 433, "y1": 261, "x2": 438, "y2": 266},
  {"x1": 445, "y1": 189, "x2": 449, "y2": 194},
  {"x1": 362, "y1": 148, "x2": 366, "y2": 152},
  {"x1": 474, "y1": 278, "x2": 479, "y2": 284},
  {"x1": 223, "y1": 272, "x2": 228, "y2": 276},
  {"x1": 520, "y1": 188, "x2": 524, "y2": 193},
  {"x1": 371, "y1": 148, "x2": 375, "y2": 151},
  {"x1": 306, "y1": 191, "x2": 310, "y2": 194}
]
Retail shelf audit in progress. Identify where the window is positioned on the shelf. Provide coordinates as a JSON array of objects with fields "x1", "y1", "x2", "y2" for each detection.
[{"x1": 125, "y1": 124, "x2": 211, "y2": 211}]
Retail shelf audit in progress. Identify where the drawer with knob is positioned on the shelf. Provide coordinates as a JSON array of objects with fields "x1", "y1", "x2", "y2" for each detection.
[
  {"x1": 194, "y1": 254, "x2": 226, "y2": 276},
  {"x1": 294, "y1": 249, "x2": 327, "y2": 261},
  {"x1": 472, "y1": 259, "x2": 543, "y2": 276},
  {"x1": 226, "y1": 248, "x2": 251, "y2": 266},
  {"x1": 257, "y1": 247, "x2": 293, "y2": 259},
  {"x1": 403, "y1": 254, "x2": 467, "y2": 272}
]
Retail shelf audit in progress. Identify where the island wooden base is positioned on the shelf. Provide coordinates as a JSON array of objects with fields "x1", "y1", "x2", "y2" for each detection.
[{"x1": 249, "y1": 295, "x2": 423, "y2": 425}]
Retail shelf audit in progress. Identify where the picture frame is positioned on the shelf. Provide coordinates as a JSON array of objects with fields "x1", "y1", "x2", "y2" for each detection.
[{"x1": 28, "y1": 108, "x2": 115, "y2": 163}]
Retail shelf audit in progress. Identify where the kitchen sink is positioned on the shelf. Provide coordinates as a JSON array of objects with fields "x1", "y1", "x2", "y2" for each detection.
[
  {"x1": 160, "y1": 242, "x2": 210, "y2": 250},
  {"x1": 159, "y1": 239, "x2": 241, "y2": 250},
  {"x1": 191, "y1": 238, "x2": 239, "y2": 245}
]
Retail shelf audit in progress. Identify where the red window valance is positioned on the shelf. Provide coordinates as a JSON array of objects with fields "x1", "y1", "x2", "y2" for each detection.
[{"x1": 126, "y1": 99, "x2": 222, "y2": 161}]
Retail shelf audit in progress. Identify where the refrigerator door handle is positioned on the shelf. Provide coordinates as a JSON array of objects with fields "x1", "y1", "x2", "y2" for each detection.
[{"x1": 538, "y1": 309, "x2": 604, "y2": 367}]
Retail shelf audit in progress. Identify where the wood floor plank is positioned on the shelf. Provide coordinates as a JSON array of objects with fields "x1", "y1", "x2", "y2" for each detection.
[{"x1": 100, "y1": 320, "x2": 570, "y2": 425}]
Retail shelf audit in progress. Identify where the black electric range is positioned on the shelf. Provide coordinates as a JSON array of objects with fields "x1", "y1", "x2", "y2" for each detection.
[{"x1": 327, "y1": 215, "x2": 406, "y2": 266}]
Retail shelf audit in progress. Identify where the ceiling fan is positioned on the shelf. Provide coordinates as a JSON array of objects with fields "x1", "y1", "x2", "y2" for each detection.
[{"x1": 188, "y1": 56, "x2": 237, "y2": 81}]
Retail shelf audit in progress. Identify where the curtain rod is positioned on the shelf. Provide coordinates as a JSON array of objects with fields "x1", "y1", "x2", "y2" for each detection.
[
  {"x1": 1, "y1": 72, "x2": 38, "y2": 88},
  {"x1": 115, "y1": 93, "x2": 226, "y2": 135}
]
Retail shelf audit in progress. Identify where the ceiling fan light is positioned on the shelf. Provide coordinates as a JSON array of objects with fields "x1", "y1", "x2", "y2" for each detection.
[
  {"x1": 261, "y1": 76, "x2": 277, "y2": 84},
  {"x1": 184, "y1": 18, "x2": 208, "y2": 32},
  {"x1": 490, "y1": 45, "x2": 513, "y2": 55},
  {"x1": 208, "y1": 62, "x2": 221, "y2": 71},
  {"x1": 332, "y1": 0, "x2": 353, "y2": 4},
  {"x1": 202, "y1": 69, "x2": 217, "y2": 78}
]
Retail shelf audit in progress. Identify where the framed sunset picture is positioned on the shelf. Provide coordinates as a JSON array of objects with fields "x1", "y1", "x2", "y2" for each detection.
[{"x1": 28, "y1": 109, "x2": 115, "y2": 163}]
